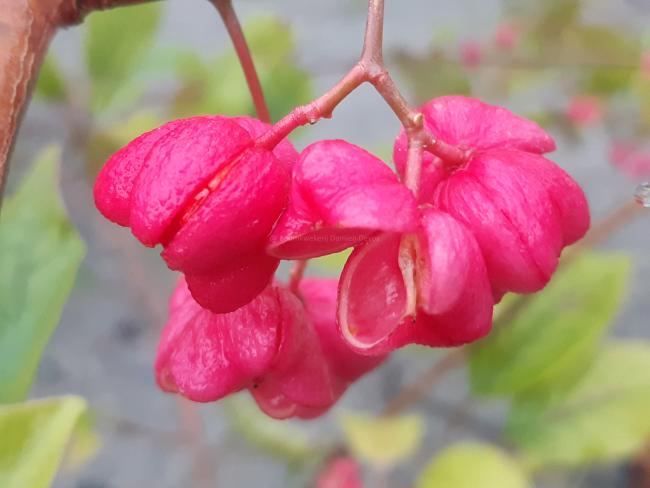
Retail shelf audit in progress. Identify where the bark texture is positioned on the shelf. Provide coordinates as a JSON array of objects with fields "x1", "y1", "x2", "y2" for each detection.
[{"x1": 0, "y1": 0, "x2": 152, "y2": 201}]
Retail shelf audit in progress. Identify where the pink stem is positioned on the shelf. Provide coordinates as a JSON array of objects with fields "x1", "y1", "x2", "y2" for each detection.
[
  {"x1": 211, "y1": 0, "x2": 315, "y2": 292},
  {"x1": 404, "y1": 137, "x2": 425, "y2": 196},
  {"x1": 257, "y1": 0, "x2": 450, "y2": 199},
  {"x1": 289, "y1": 259, "x2": 308, "y2": 295},
  {"x1": 423, "y1": 132, "x2": 470, "y2": 167},
  {"x1": 360, "y1": 0, "x2": 384, "y2": 64},
  {"x1": 258, "y1": 0, "x2": 469, "y2": 286},
  {"x1": 212, "y1": 0, "x2": 271, "y2": 123},
  {"x1": 256, "y1": 64, "x2": 368, "y2": 149}
]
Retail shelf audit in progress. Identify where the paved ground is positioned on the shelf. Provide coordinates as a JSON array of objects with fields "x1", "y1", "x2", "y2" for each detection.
[{"x1": 6, "y1": 0, "x2": 648, "y2": 486}]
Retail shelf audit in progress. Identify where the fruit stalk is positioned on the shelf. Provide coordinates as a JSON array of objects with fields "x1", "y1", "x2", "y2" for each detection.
[{"x1": 211, "y1": 0, "x2": 271, "y2": 123}]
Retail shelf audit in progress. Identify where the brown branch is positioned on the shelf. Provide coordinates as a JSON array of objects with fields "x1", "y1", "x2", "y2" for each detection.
[
  {"x1": 0, "y1": 0, "x2": 154, "y2": 205},
  {"x1": 0, "y1": 0, "x2": 65, "y2": 201}
]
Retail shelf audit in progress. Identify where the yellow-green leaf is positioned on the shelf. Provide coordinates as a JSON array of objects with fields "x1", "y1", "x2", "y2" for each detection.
[
  {"x1": 469, "y1": 253, "x2": 630, "y2": 403},
  {"x1": 34, "y1": 55, "x2": 67, "y2": 102},
  {"x1": 244, "y1": 16, "x2": 294, "y2": 65},
  {"x1": 0, "y1": 396, "x2": 88, "y2": 488},
  {"x1": 0, "y1": 147, "x2": 85, "y2": 403},
  {"x1": 339, "y1": 412, "x2": 424, "y2": 469},
  {"x1": 171, "y1": 15, "x2": 312, "y2": 122},
  {"x1": 416, "y1": 442, "x2": 529, "y2": 488},
  {"x1": 508, "y1": 341, "x2": 650, "y2": 469},
  {"x1": 312, "y1": 249, "x2": 352, "y2": 273},
  {"x1": 62, "y1": 411, "x2": 100, "y2": 472},
  {"x1": 393, "y1": 49, "x2": 471, "y2": 104},
  {"x1": 85, "y1": 3, "x2": 162, "y2": 112}
]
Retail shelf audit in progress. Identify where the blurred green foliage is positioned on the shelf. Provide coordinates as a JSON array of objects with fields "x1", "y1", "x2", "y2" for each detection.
[
  {"x1": 0, "y1": 147, "x2": 85, "y2": 404},
  {"x1": 85, "y1": 3, "x2": 163, "y2": 113},
  {"x1": 469, "y1": 253, "x2": 630, "y2": 403},
  {"x1": 34, "y1": 55, "x2": 67, "y2": 102},
  {"x1": 394, "y1": 52, "x2": 471, "y2": 102},
  {"x1": 172, "y1": 16, "x2": 312, "y2": 122},
  {"x1": 416, "y1": 442, "x2": 529, "y2": 488},
  {"x1": 508, "y1": 341, "x2": 650, "y2": 469},
  {"x1": 62, "y1": 411, "x2": 101, "y2": 473},
  {"x1": 339, "y1": 412, "x2": 424, "y2": 470},
  {"x1": 0, "y1": 396, "x2": 88, "y2": 488},
  {"x1": 570, "y1": 26, "x2": 640, "y2": 95},
  {"x1": 312, "y1": 248, "x2": 352, "y2": 274}
]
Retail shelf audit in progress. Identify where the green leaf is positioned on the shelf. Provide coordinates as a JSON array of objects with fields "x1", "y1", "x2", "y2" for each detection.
[
  {"x1": 524, "y1": 0, "x2": 581, "y2": 40},
  {"x1": 469, "y1": 253, "x2": 630, "y2": 403},
  {"x1": 393, "y1": 49, "x2": 471, "y2": 104},
  {"x1": 62, "y1": 410, "x2": 100, "y2": 472},
  {"x1": 171, "y1": 15, "x2": 312, "y2": 122},
  {"x1": 85, "y1": 3, "x2": 162, "y2": 112},
  {"x1": 222, "y1": 396, "x2": 323, "y2": 464},
  {"x1": 566, "y1": 26, "x2": 641, "y2": 95},
  {"x1": 244, "y1": 16, "x2": 295, "y2": 65},
  {"x1": 564, "y1": 26, "x2": 640, "y2": 67},
  {"x1": 34, "y1": 55, "x2": 67, "y2": 102},
  {"x1": 339, "y1": 412, "x2": 424, "y2": 469},
  {"x1": 0, "y1": 396, "x2": 88, "y2": 488},
  {"x1": 261, "y1": 61, "x2": 313, "y2": 122},
  {"x1": 205, "y1": 54, "x2": 259, "y2": 116},
  {"x1": 0, "y1": 147, "x2": 85, "y2": 403},
  {"x1": 312, "y1": 249, "x2": 352, "y2": 273},
  {"x1": 416, "y1": 442, "x2": 529, "y2": 488},
  {"x1": 585, "y1": 67, "x2": 636, "y2": 96},
  {"x1": 632, "y1": 74, "x2": 650, "y2": 129},
  {"x1": 508, "y1": 341, "x2": 650, "y2": 469}
]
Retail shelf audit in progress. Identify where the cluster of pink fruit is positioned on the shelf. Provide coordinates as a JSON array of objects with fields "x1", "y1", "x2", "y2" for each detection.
[{"x1": 94, "y1": 96, "x2": 590, "y2": 419}]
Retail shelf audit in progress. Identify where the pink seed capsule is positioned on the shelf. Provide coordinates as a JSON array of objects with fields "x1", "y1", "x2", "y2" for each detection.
[
  {"x1": 393, "y1": 96, "x2": 589, "y2": 298},
  {"x1": 94, "y1": 116, "x2": 296, "y2": 313},
  {"x1": 267, "y1": 139, "x2": 419, "y2": 259},
  {"x1": 337, "y1": 210, "x2": 493, "y2": 355},
  {"x1": 155, "y1": 278, "x2": 385, "y2": 419}
]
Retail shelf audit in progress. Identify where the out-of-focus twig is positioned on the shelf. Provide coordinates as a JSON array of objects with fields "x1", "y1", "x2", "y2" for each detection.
[
  {"x1": 630, "y1": 439, "x2": 650, "y2": 488},
  {"x1": 382, "y1": 349, "x2": 466, "y2": 416}
]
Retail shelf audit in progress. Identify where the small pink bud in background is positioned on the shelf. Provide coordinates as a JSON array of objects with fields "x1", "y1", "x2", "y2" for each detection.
[
  {"x1": 641, "y1": 51, "x2": 650, "y2": 79},
  {"x1": 494, "y1": 21, "x2": 520, "y2": 50},
  {"x1": 610, "y1": 141, "x2": 633, "y2": 167},
  {"x1": 567, "y1": 95, "x2": 602, "y2": 126},
  {"x1": 460, "y1": 41, "x2": 482, "y2": 68},
  {"x1": 610, "y1": 141, "x2": 650, "y2": 179},
  {"x1": 95, "y1": 116, "x2": 296, "y2": 313},
  {"x1": 316, "y1": 457, "x2": 365, "y2": 488}
]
